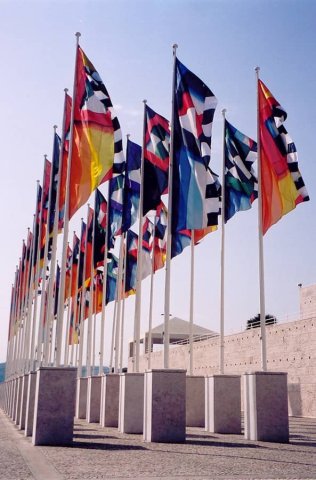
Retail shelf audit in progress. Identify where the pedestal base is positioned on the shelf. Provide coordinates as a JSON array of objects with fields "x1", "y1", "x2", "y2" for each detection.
[
  {"x1": 100, "y1": 374, "x2": 119, "y2": 427},
  {"x1": 205, "y1": 375, "x2": 241, "y2": 434},
  {"x1": 25, "y1": 371, "x2": 36, "y2": 437},
  {"x1": 86, "y1": 376, "x2": 101, "y2": 423},
  {"x1": 32, "y1": 367, "x2": 77, "y2": 446},
  {"x1": 143, "y1": 369, "x2": 186, "y2": 443},
  {"x1": 18, "y1": 374, "x2": 29, "y2": 430},
  {"x1": 186, "y1": 376, "x2": 205, "y2": 427},
  {"x1": 75, "y1": 377, "x2": 88, "y2": 419},
  {"x1": 244, "y1": 371, "x2": 289, "y2": 442},
  {"x1": 119, "y1": 373, "x2": 144, "y2": 434}
]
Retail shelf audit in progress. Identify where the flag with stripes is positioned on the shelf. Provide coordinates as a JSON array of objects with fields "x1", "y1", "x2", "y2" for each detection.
[
  {"x1": 224, "y1": 119, "x2": 258, "y2": 222},
  {"x1": 122, "y1": 138, "x2": 141, "y2": 232},
  {"x1": 94, "y1": 189, "x2": 107, "y2": 268},
  {"x1": 172, "y1": 58, "x2": 220, "y2": 232},
  {"x1": 143, "y1": 105, "x2": 170, "y2": 215},
  {"x1": 258, "y1": 79, "x2": 309, "y2": 234}
]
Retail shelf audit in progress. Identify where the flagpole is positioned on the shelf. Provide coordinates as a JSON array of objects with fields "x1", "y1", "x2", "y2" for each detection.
[
  {"x1": 147, "y1": 216, "x2": 156, "y2": 370},
  {"x1": 63, "y1": 242, "x2": 72, "y2": 365},
  {"x1": 109, "y1": 301, "x2": 117, "y2": 373},
  {"x1": 55, "y1": 32, "x2": 81, "y2": 367},
  {"x1": 219, "y1": 109, "x2": 227, "y2": 374},
  {"x1": 164, "y1": 44, "x2": 178, "y2": 369},
  {"x1": 99, "y1": 184, "x2": 109, "y2": 375},
  {"x1": 133, "y1": 100, "x2": 147, "y2": 373},
  {"x1": 78, "y1": 206, "x2": 89, "y2": 377},
  {"x1": 255, "y1": 66, "x2": 267, "y2": 372},
  {"x1": 119, "y1": 232, "x2": 127, "y2": 372},
  {"x1": 114, "y1": 234, "x2": 125, "y2": 373},
  {"x1": 189, "y1": 230, "x2": 195, "y2": 376},
  {"x1": 86, "y1": 207, "x2": 96, "y2": 377}
]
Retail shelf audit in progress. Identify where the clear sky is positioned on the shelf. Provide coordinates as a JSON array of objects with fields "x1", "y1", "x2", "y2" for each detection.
[{"x1": 0, "y1": 0, "x2": 315, "y2": 364}]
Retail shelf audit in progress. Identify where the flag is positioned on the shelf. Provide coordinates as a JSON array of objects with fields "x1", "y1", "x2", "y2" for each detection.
[
  {"x1": 33, "y1": 184, "x2": 42, "y2": 271},
  {"x1": 84, "y1": 207, "x2": 94, "y2": 285},
  {"x1": 58, "y1": 93, "x2": 72, "y2": 231},
  {"x1": 107, "y1": 174, "x2": 124, "y2": 249},
  {"x1": 69, "y1": 46, "x2": 124, "y2": 219},
  {"x1": 106, "y1": 253, "x2": 119, "y2": 304},
  {"x1": 143, "y1": 105, "x2": 170, "y2": 215},
  {"x1": 94, "y1": 189, "x2": 107, "y2": 268},
  {"x1": 54, "y1": 264, "x2": 60, "y2": 317},
  {"x1": 64, "y1": 244, "x2": 73, "y2": 301},
  {"x1": 40, "y1": 159, "x2": 52, "y2": 263},
  {"x1": 122, "y1": 138, "x2": 141, "y2": 232},
  {"x1": 153, "y1": 202, "x2": 167, "y2": 272},
  {"x1": 77, "y1": 221, "x2": 87, "y2": 290},
  {"x1": 258, "y1": 79, "x2": 309, "y2": 234},
  {"x1": 172, "y1": 58, "x2": 220, "y2": 232},
  {"x1": 224, "y1": 120, "x2": 258, "y2": 222},
  {"x1": 49, "y1": 133, "x2": 61, "y2": 238},
  {"x1": 71, "y1": 233, "x2": 80, "y2": 297},
  {"x1": 125, "y1": 230, "x2": 138, "y2": 296}
]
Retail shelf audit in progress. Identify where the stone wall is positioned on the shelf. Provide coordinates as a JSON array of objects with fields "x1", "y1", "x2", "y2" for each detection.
[{"x1": 128, "y1": 316, "x2": 316, "y2": 418}]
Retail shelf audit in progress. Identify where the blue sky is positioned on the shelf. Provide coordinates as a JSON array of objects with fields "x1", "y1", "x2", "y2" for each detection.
[{"x1": 0, "y1": 0, "x2": 315, "y2": 364}]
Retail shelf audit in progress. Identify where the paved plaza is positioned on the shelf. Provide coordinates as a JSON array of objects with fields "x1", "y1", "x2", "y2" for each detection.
[{"x1": 0, "y1": 410, "x2": 316, "y2": 480}]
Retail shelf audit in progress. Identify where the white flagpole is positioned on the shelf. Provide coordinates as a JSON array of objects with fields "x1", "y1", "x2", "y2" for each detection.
[
  {"x1": 164, "y1": 44, "x2": 178, "y2": 369},
  {"x1": 147, "y1": 217, "x2": 156, "y2": 370},
  {"x1": 86, "y1": 207, "x2": 96, "y2": 377},
  {"x1": 70, "y1": 228, "x2": 81, "y2": 366},
  {"x1": 119, "y1": 233, "x2": 127, "y2": 372},
  {"x1": 109, "y1": 301, "x2": 117, "y2": 373},
  {"x1": 255, "y1": 66, "x2": 267, "y2": 372},
  {"x1": 114, "y1": 234, "x2": 125, "y2": 373},
  {"x1": 133, "y1": 100, "x2": 146, "y2": 373},
  {"x1": 55, "y1": 32, "x2": 81, "y2": 367},
  {"x1": 189, "y1": 230, "x2": 195, "y2": 376},
  {"x1": 219, "y1": 109, "x2": 227, "y2": 375},
  {"x1": 99, "y1": 184, "x2": 109, "y2": 375},
  {"x1": 63, "y1": 242, "x2": 71, "y2": 366}
]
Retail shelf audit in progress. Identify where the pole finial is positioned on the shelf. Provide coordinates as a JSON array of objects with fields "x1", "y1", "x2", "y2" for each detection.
[
  {"x1": 126, "y1": 133, "x2": 130, "y2": 140},
  {"x1": 173, "y1": 44, "x2": 178, "y2": 55},
  {"x1": 75, "y1": 32, "x2": 81, "y2": 39},
  {"x1": 53, "y1": 124, "x2": 58, "y2": 132},
  {"x1": 64, "y1": 87, "x2": 69, "y2": 94},
  {"x1": 44, "y1": 154, "x2": 48, "y2": 160},
  {"x1": 222, "y1": 108, "x2": 227, "y2": 117}
]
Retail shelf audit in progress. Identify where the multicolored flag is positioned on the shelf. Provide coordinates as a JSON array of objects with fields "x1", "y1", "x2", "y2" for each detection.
[
  {"x1": 172, "y1": 58, "x2": 221, "y2": 232},
  {"x1": 107, "y1": 174, "x2": 124, "y2": 249},
  {"x1": 69, "y1": 46, "x2": 124, "y2": 219},
  {"x1": 84, "y1": 207, "x2": 94, "y2": 285},
  {"x1": 77, "y1": 221, "x2": 87, "y2": 290},
  {"x1": 64, "y1": 244, "x2": 73, "y2": 301},
  {"x1": 106, "y1": 253, "x2": 119, "y2": 304},
  {"x1": 258, "y1": 79, "x2": 309, "y2": 234},
  {"x1": 58, "y1": 93, "x2": 72, "y2": 231},
  {"x1": 49, "y1": 133, "x2": 61, "y2": 238},
  {"x1": 153, "y1": 202, "x2": 167, "y2": 272},
  {"x1": 53, "y1": 263, "x2": 61, "y2": 317},
  {"x1": 39, "y1": 159, "x2": 52, "y2": 268},
  {"x1": 143, "y1": 105, "x2": 170, "y2": 215},
  {"x1": 122, "y1": 138, "x2": 141, "y2": 232},
  {"x1": 224, "y1": 119, "x2": 258, "y2": 222},
  {"x1": 94, "y1": 189, "x2": 107, "y2": 268},
  {"x1": 71, "y1": 233, "x2": 80, "y2": 297}
]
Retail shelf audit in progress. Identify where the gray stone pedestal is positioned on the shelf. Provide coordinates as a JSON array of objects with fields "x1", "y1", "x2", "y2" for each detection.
[
  {"x1": 186, "y1": 376, "x2": 205, "y2": 427},
  {"x1": 205, "y1": 375, "x2": 241, "y2": 434},
  {"x1": 119, "y1": 373, "x2": 144, "y2": 434},
  {"x1": 143, "y1": 369, "x2": 186, "y2": 443},
  {"x1": 86, "y1": 376, "x2": 101, "y2": 423},
  {"x1": 32, "y1": 367, "x2": 77, "y2": 446},
  {"x1": 244, "y1": 371, "x2": 289, "y2": 442},
  {"x1": 18, "y1": 374, "x2": 29, "y2": 430},
  {"x1": 15, "y1": 376, "x2": 23, "y2": 425},
  {"x1": 75, "y1": 377, "x2": 88, "y2": 419},
  {"x1": 10, "y1": 378, "x2": 18, "y2": 420},
  {"x1": 100, "y1": 374, "x2": 120, "y2": 427},
  {"x1": 25, "y1": 371, "x2": 36, "y2": 437}
]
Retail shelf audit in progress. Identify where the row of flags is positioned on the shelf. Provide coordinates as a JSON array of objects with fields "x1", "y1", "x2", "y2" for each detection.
[{"x1": 7, "y1": 39, "x2": 309, "y2": 373}]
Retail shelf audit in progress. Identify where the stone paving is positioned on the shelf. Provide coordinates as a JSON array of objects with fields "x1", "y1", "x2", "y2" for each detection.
[{"x1": 1, "y1": 410, "x2": 316, "y2": 479}]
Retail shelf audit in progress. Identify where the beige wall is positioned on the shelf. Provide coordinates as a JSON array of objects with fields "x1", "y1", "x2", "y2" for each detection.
[{"x1": 129, "y1": 316, "x2": 316, "y2": 417}]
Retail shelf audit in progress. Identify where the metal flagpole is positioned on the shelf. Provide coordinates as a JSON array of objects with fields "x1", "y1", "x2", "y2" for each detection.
[
  {"x1": 109, "y1": 301, "x2": 117, "y2": 373},
  {"x1": 133, "y1": 100, "x2": 147, "y2": 373},
  {"x1": 189, "y1": 230, "x2": 195, "y2": 376},
  {"x1": 147, "y1": 216, "x2": 156, "y2": 370},
  {"x1": 119, "y1": 233, "x2": 127, "y2": 372},
  {"x1": 114, "y1": 235, "x2": 125, "y2": 373},
  {"x1": 164, "y1": 44, "x2": 178, "y2": 369},
  {"x1": 55, "y1": 32, "x2": 81, "y2": 367},
  {"x1": 86, "y1": 207, "x2": 96, "y2": 377},
  {"x1": 255, "y1": 67, "x2": 267, "y2": 372},
  {"x1": 219, "y1": 109, "x2": 227, "y2": 374},
  {"x1": 99, "y1": 183, "x2": 109, "y2": 375},
  {"x1": 63, "y1": 242, "x2": 72, "y2": 366},
  {"x1": 45, "y1": 90, "x2": 69, "y2": 366}
]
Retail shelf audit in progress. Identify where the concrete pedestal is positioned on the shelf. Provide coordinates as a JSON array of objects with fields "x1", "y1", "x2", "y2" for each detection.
[
  {"x1": 32, "y1": 367, "x2": 77, "y2": 446},
  {"x1": 15, "y1": 376, "x2": 23, "y2": 425},
  {"x1": 205, "y1": 375, "x2": 241, "y2": 434},
  {"x1": 119, "y1": 373, "x2": 144, "y2": 434},
  {"x1": 10, "y1": 378, "x2": 17, "y2": 419},
  {"x1": 75, "y1": 377, "x2": 88, "y2": 419},
  {"x1": 25, "y1": 371, "x2": 37, "y2": 436},
  {"x1": 18, "y1": 374, "x2": 29, "y2": 430},
  {"x1": 100, "y1": 374, "x2": 119, "y2": 427},
  {"x1": 86, "y1": 376, "x2": 101, "y2": 423},
  {"x1": 186, "y1": 376, "x2": 205, "y2": 427},
  {"x1": 244, "y1": 371, "x2": 289, "y2": 443},
  {"x1": 143, "y1": 369, "x2": 186, "y2": 443}
]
